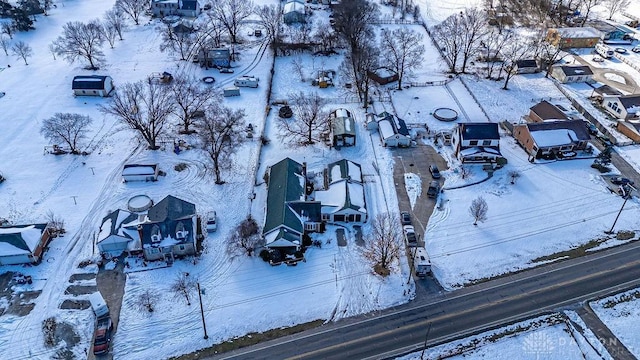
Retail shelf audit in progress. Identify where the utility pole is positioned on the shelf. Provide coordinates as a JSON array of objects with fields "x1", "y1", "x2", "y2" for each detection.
[
  {"x1": 420, "y1": 322, "x2": 432, "y2": 360},
  {"x1": 606, "y1": 185, "x2": 632, "y2": 234},
  {"x1": 197, "y1": 282, "x2": 208, "y2": 339}
]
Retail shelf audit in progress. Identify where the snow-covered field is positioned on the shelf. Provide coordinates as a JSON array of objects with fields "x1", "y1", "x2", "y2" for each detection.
[{"x1": 591, "y1": 288, "x2": 640, "y2": 358}]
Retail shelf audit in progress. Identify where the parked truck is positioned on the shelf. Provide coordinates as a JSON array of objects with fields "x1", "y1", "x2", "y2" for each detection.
[
  {"x1": 414, "y1": 247, "x2": 431, "y2": 277},
  {"x1": 89, "y1": 292, "x2": 109, "y2": 319}
]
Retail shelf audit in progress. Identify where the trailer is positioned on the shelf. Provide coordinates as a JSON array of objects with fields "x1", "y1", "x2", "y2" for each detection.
[
  {"x1": 223, "y1": 86, "x2": 241, "y2": 97},
  {"x1": 89, "y1": 292, "x2": 109, "y2": 319},
  {"x1": 413, "y1": 247, "x2": 431, "y2": 277},
  {"x1": 234, "y1": 75, "x2": 259, "y2": 88}
]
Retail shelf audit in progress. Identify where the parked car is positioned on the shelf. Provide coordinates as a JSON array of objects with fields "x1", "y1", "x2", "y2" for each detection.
[
  {"x1": 206, "y1": 211, "x2": 217, "y2": 232},
  {"x1": 93, "y1": 317, "x2": 113, "y2": 355},
  {"x1": 403, "y1": 225, "x2": 417, "y2": 247},
  {"x1": 219, "y1": 67, "x2": 234, "y2": 74},
  {"x1": 610, "y1": 176, "x2": 634, "y2": 186},
  {"x1": 427, "y1": 181, "x2": 440, "y2": 198},
  {"x1": 595, "y1": 134, "x2": 613, "y2": 147},
  {"x1": 400, "y1": 211, "x2": 411, "y2": 225},
  {"x1": 585, "y1": 122, "x2": 598, "y2": 135},
  {"x1": 592, "y1": 56, "x2": 604, "y2": 63},
  {"x1": 615, "y1": 47, "x2": 628, "y2": 54},
  {"x1": 633, "y1": 45, "x2": 640, "y2": 53},
  {"x1": 254, "y1": 29, "x2": 262, "y2": 37},
  {"x1": 429, "y1": 165, "x2": 441, "y2": 179}
]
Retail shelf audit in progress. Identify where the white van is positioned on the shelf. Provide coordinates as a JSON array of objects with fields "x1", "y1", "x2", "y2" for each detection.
[
  {"x1": 234, "y1": 75, "x2": 259, "y2": 88},
  {"x1": 595, "y1": 43, "x2": 614, "y2": 59},
  {"x1": 414, "y1": 247, "x2": 431, "y2": 277},
  {"x1": 89, "y1": 292, "x2": 109, "y2": 319}
]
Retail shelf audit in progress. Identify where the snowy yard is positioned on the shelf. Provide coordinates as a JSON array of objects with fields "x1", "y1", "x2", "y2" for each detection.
[{"x1": 591, "y1": 288, "x2": 640, "y2": 358}]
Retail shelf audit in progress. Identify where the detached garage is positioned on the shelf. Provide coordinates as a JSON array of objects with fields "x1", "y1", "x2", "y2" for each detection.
[
  {"x1": 96, "y1": 210, "x2": 139, "y2": 256},
  {"x1": 0, "y1": 224, "x2": 52, "y2": 265},
  {"x1": 72, "y1": 75, "x2": 114, "y2": 97}
]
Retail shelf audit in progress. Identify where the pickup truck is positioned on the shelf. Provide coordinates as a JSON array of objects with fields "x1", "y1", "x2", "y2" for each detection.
[{"x1": 93, "y1": 316, "x2": 113, "y2": 356}]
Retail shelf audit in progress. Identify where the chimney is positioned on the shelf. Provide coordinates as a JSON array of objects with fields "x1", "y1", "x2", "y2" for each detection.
[{"x1": 137, "y1": 224, "x2": 143, "y2": 242}]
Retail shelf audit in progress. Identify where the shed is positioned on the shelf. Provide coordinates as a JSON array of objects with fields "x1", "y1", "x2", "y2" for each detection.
[
  {"x1": 72, "y1": 75, "x2": 114, "y2": 97},
  {"x1": 198, "y1": 48, "x2": 231, "y2": 68},
  {"x1": 513, "y1": 59, "x2": 538, "y2": 74},
  {"x1": 122, "y1": 164, "x2": 160, "y2": 182},
  {"x1": 378, "y1": 115, "x2": 411, "y2": 147},
  {"x1": 223, "y1": 86, "x2": 240, "y2": 97},
  {"x1": 331, "y1": 108, "x2": 356, "y2": 147},
  {"x1": 550, "y1": 65, "x2": 593, "y2": 83},
  {"x1": 545, "y1": 27, "x2": 601, "y2": 49},
  {"x1": 0, "y1": 224, "x2": 51, "y2": 265},
  {"x1": 368, "y1": 67, "x2": 399, "y2": 85}
]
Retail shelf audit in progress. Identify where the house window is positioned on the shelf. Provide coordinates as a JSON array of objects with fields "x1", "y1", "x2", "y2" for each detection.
[
  {"x1": 179, "y1": 245, "x2": 185, "y2": 251},
  {"x1": 322, "y1": 214, "x2": 330, "y2": 221},
  {"x1": 469, "y1": 140, "x2": 478, "y2": 146},
  {"x1": 305, "y1": 223, "x2": 316, "y2": 231},
  {"x1": 482, "y1": 140, "x2": 491, "y2": 146},
  {"x1": 617, "y1": 109, "x2": 621, "y2": 114}
]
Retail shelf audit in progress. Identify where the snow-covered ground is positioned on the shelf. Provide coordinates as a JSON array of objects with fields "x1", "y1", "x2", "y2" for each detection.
[
  {"x1": 591, "y1": 288, "x2": 640, "y2": 358},
  {"x1": 398, "y1": 312, "x2": 611, "y2": 360}
]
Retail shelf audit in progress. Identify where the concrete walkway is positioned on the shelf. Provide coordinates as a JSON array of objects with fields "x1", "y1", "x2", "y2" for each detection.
[{"x1": 576, "y1": 306, "x2": 637, "y2": 360}]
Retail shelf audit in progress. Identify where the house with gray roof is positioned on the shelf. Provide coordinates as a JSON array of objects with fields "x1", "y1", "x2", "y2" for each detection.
[
  {"x1": 452, "y1": 123, "x2": 502, "y2": 163},
  {"x1": 0, "y1": 224, "x2": 52, "y2": 265},
  {"x1": 528, "y1": 100, "x2": 569, "y2": 122},
  {"x1": 331, "y1": 108, "x2": 356, "y2": 148},
  {"x1": 550, "y1": 65, "x2": 593, "y2": 83},
  {"x1": 602, "y1": 94, "x2": 640, "y2": 120},
  {"x1": 513, "y1": 120, "x2": 590, "y2": 159},
  {"x1": 374, "y1": 112, "x2": 411, "y2": 147},
  {"x1": 314, "y1": 159, "x2": 367, "y2": 223}
]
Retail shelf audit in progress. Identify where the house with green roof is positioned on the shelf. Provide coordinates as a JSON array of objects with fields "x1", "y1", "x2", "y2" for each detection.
[
  {"x1": 0, "y1": 224, "x2": 52, "y2": 265},
  {"x1": 263, "y1": 158, "x2": 322, "y2": 252}
]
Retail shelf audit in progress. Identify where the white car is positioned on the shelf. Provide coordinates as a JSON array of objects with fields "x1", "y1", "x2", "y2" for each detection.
[
  {"x1": 206, "y1": 211, "x2": 217, "y2": 232},
  {"x1": 403, "y1": 225, "x2": 417, "y2": 247}
]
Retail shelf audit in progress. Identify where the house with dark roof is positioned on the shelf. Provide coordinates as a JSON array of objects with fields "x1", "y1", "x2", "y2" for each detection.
[
  {"x1": 513, "y1": 59, "x2": 539, "y2": 74},
  {"x1": 591, "y1": 84, "x2": 623, "y2": 103},
  {"x1": 96, "y1": 210, "x2": 139, "y2": 255},
  {"x1": 550, "y1": 65, "x2": 593, "y2": 83},
  {"x1": 331, "y1": 108, "x2": 356, "y2": 148},
  {"x1": 313, "y1": 159, "x2": 367, "y2": 223},
  {"x1": 368, "y1": 67, "x2": 399, "y2": 85},
  {"x1": 197, "y1": 48, "x2": 231, "y2": 68},
  {"x1": 586, "y1": 20, "x2": 634, "y2": 44},
  {"x1": 72, "y1": 75, "x2": 114, "y2": 97},
  {"x1": 263, "y1": 158, "x2": 321, "y2": 253},
  {"x1": 151, "y1": 0, "x2": 202, "y2": 18},
  {"x1": 528, "y1": 101, "x2": 569, "y2": 122},
  {"x1": 545, "y1": 27, "x2": 601, "y2": 49},
  {"x1": 283, "y1": 0, "x2": 306, "y2": 24},
  {"x1": 452, "y1": 123, "x2": 502, "y2": 163},
  {"x1": 602, "y1": 94, "x2": 640, "y2": 120},
  {"x1": 0, "y1": 224, "x2": 52, "y2": 265},
  {"x1": 513, "y1": 120, "x2": 590, "y2": 158}
]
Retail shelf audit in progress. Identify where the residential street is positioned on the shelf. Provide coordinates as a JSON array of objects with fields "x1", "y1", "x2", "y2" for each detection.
[{"x1": 212, "y1": 240, "x2": 640, "y2": 360}]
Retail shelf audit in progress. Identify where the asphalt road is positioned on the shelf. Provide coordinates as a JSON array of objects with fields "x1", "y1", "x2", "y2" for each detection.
[{"x1": 214, "y1": 240, "x2": 640, "y2": 360}]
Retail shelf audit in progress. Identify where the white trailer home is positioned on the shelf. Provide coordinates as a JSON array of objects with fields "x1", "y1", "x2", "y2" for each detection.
[
  {"x1": 234, "y1": 75, "x2": 259, "y2": 88},
  {"x1": 122, "y1": 164, "x2": 160, "y2": 182},
  {"x1": 72, "y1": 75, "x2": 114, "y2": 97},
  {"x1": 223, "y1": 86, "x2": 241, "y2": 97},
  {"x1": 414, "y1": 247, "x2": 431, "y2": 277}
]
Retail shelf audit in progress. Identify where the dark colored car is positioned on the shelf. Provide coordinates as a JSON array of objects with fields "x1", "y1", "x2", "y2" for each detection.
[
  {"x1": 429, "y1": 165, "x2": 441, "y2": 179},
  {"x1": 610, "y1": 176, "x2": 634, "y2": 186},
  {"x1": 400, "y1": 211, "x2": 411, "y2": 225},
  {"x1": 427, "y1": 181, "x2": 440, "y2": 198},
  {"x1": 595, "y1": 134, "x2": 613, "y2": 147},
  {"x1": 93, "y1": 317, "x2": 113, "y2": 356},
  {"x1": 585, "y1": 122, "x2": 598, "y2": 135}
]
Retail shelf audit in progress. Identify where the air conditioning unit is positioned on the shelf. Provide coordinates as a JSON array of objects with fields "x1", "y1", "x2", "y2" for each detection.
[
  {"x1": 176, "y1": 231, "x2": 186, "y2": 239},
  {"x1": 151, "y1": 234, "x2": 161, "y2": 243}
]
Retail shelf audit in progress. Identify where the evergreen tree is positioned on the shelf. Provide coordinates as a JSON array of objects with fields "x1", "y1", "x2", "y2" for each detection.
[{"x1": 10, "y1": 8, "x2": 35, "y2": 31}]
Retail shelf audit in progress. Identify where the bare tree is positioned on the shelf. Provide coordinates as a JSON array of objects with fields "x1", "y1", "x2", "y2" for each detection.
[
  {"x1": 136, "y1": 289, "x2": 160, "y2": 312},
  {"x1": 116, "y1": 0, "x2": 148, "y2": 26},
  {"x1": 501, "y1": 35, "x2": 536, "y2": 90},
  {"x1": 101, "y1": 22, "x2": 119, "y2": 48},
  {"x1": 11, "y1": 40, "x2": 32, "y2": 65},
  {"x1": 277, "y1": 92, "x2": 329, "y2": 146},
  {"x1": 341, "y1": 43, "x2": 379, "y2": 109},
  {"x1": 169, "y1": 76, "x2": 219, "y2": 134},
  {"x1": 469, "y1": 196, "x2": 488, "y2": 225},
  {"x1": 508, "y1": 170, "x2": 521, "y2": 184},
  {"x1": 45, "y1": 210, "x2": 66, "y2": 237},
  {"x1": 40, "y1": 113, "x2": 92, "y2": 154},
  {"x1": 104, "y1": 7, "x2": 128, "y2": 40},
  {"x1": 379, "y1": 27, "x2": 425, "y2": 90},
  {"x1": 480, "y1": 28, "x2": 512, "y2": 79},
  {"x1": 171, "y1": 273, "x2": 196, "y2": 306},
  {"x1": 158, "y1": 22, "x2": 197, "y2": 61},
  {"x1": 605, "y1": 0, "x2": 629, "y2": 20},
  {"x1": 51, "y1": 20, "x2": 105, "y2": 69},
  {"x1": 196, "y1": 106, "x2": 246, "y2": 184},
  {"x1": 432, "y1": 13, "x2": 463, "y2": 73},
  {"x1": 579, "y1": 0, "x2": 602, "y2": 26},
  {"x1": 332, "y1": 0, "x2": 380, "y2": 52},
  {"x1": 256, "y1": 4, "x2": 283, "y2": 45},
  {"x1": 1, "y1": 22, "x2": 12, "y2": 39},
  {"x1": 226, "y1": 216, "x2": 262, "y2": 258},
  {"x1": 47, "y1": 42, "x2": 56, "y2": 59},
  {"x1": 536, "y1": 38, "x2": 567, "y2": 78},
  {"x1": 291, "y1": 56, "x2": 306, "y2": 82},
  {"x1": 99, "y1": 81, "x2": 175, "y2": 150},
  {"x1": 209, "y1": 0, "x2": 253, "y2": 44},
  {"x1": 459, "y1": 8, "x2": 487, "y2": 74},
  {"x1": 0, "y1": 34, "x2": 9, "y2": 56},
  {"x1": 361, "y1": 212, "x2": 401, "y2": 277}
]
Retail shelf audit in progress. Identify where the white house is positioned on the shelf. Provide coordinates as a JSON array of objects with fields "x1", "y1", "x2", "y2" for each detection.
[
  {"x1": 602, "y1": 94, "x2": 640, "y2": 120},
  {"x1": 96, "y1": 210, "x2": 139, "y2": 255},
  {"x1": 550, "y1": 65, "x2": 593, "y2": 84},
  {"x1": 452, "y1": 122, "x2": 502, "y2": 163},
  {"x1": 72, "y1": 75, "x2": 114, "y2": 97},
  {"x1": 0, "y1": 224, "x2": 52, "y2": 265},
  {"x1": 313, "y1": 159, "x2": 367, "y2": 223},
  {"x1": 376, "y1": 113, "x2": 411, "y2": 147},
  {"x1": 122, "y1": 164, "x2": 160, "y2": 182}
]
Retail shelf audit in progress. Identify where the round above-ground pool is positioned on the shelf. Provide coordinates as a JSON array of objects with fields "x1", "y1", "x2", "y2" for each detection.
[
  {"x1": 128, "y1": 195, "x2": 153, "y2": 212},
  {"x1": 433, "y1": 108, "x2": 458, "y2": 122}
]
